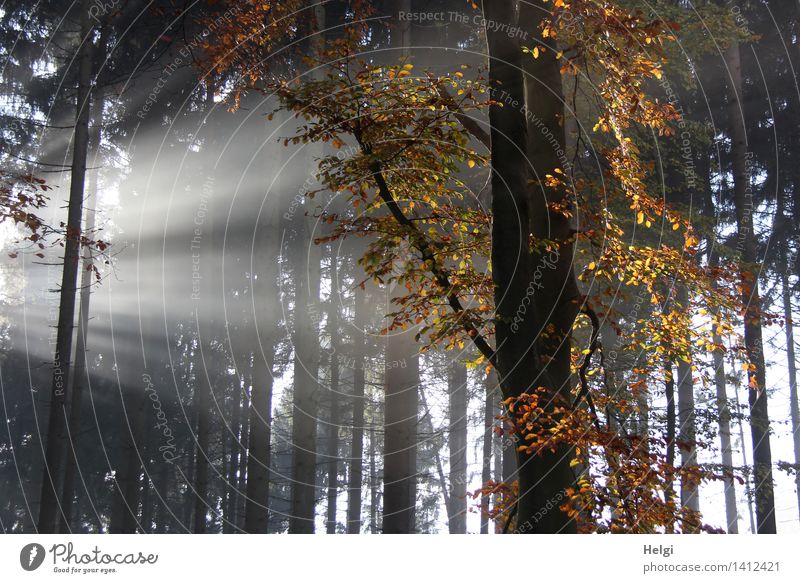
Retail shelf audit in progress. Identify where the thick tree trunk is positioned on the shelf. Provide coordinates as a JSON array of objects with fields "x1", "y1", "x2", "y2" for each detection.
[
  {"x1": 288, "y1": 1, "x2": 325, "y2": 534},
  {"x1": 243, "y1": 195, "x2": 280, "y2": 533},
  {"x1": 381, "y1": 0, "x2": 418, "y2": 534},
  {"x1": 483, "y1": 0, "x2": 577, "y2": 533},
  {"x1": 448, "y1": 361, "x2": 468, "y2": 533},
  {"x1": 37, "y1": 0, "x2": 93, "y2": 533},
  {"x1": 109, "y1": 340, "x2": 147, "y2": 534},
  {"x1": 382, "y1": 330, "x2": 419, "y2": 533},
  {"x1": 288, "y1": 209, "x2": 322, "y2": 533},
  {"x1": 724, "y1": 42, "x2": 776, "y2": 533}
]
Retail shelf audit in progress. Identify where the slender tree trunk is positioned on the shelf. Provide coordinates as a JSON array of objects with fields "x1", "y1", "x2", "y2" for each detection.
[
  {"x1": 732, "y1": 371, "x2": 756, "y2": 532},
  {"x1": 58, "y1": 81, "x2": 104, "y2": 532},
  {"x1": 192, "y1": 342, "x2": 212, "y2": 533},
  {"x1": 155, "y1": 457, "x2": 170, "y2": 533},
  {"x1": 325, "y1": 255, "x2": 341, "y2": 534},
  {"x1": 709, "y1": 251, "x2": 739, "y2": 533},
  {"x1": 782, "y1": 268, "x2": 800, "y2": 522},
  {"x1": 38, "y1": 0, "x2": 93, "y2": 533},
  {"x1": 223, "y1": 378, "x2": 242, "y2": 533},
  {"x1": 419, "y1": 386, "x2": 451, "y2": 528},
  {"x1": 237, "y1": 379, "x2": 251, "y2": 528},
  {"x1": 448, "y1": 361, "x2": 468, "y2": 533},
  {"x1": 183, "y1": 404, "x2": 197, "y2": 529},
  {"x1": 664, "y1": 360, "x2": 676, "y2": 532},
  {"x1": 724, "y1": 42, "x2": 776, "y2": 533},
  {"x1": 346, "y1": 286, "x2": 367, "y2": 534},
  {"x1": 480, "y1": 371, "x2": 497, "y2": 534},
  {"x1": 369, "y1": 423, "x2": 378, "y2": 533},
  {"x1": 140, "y1": 425, "x2": 154, "y2": 533},
  {"x1": 676, "y1": 286, "x2": 699, "y2": 525}
]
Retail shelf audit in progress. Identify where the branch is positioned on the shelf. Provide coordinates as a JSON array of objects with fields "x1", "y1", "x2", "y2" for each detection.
[
  {"x1": 354, "y1": 132, "x2": 497, "y2": 367},
  {"x1": 574, "y1": 303, "x2": 601, "y2": 430},
  {"x1": 437, "y1": 86, "x2": 491, "y2": 150}
]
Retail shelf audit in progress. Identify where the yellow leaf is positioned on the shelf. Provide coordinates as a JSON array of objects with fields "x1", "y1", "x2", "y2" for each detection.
[{"x1": 467, "y1": 159, "x2": 476, "y2": 168}]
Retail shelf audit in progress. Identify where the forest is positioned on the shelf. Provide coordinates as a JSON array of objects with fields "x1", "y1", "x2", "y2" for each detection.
[{"x1": 0, "y1": 0, "x2": 799, "y2": 536}]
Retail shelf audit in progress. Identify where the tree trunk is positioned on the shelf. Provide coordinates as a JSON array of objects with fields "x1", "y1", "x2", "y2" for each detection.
[
  {"x1": 369, "y1": 422, "x2": 378, "y2": 533},
  {"x1": 480, "y1": 371, "x2": 497, "y2": 534},
  {"x1": 724, "y1": 42, "x2": 776, "y2": 533},
  {"x1": 223, "y1": 377, "x2": 242, "y2": 533},
  {"x1": 288, "y1": 205, "x2": 322, "y2": 533},
  {"x1": 664, "y1": 359, "x2": 676, "y2": 532},
  {"x1": 419, "y1": 385, "x2": 451, "y2": 530},
  {"x1": 192, "y1": 341, "x2": 212, "y2": 533},
  {"x1": 58, "y1": 79, "x2": 104, "y2": 532},
  {"x1": 483, "y1": 0, "x2": 577, "y2": 533},
  {"x1": 709, "y1": 252, "x2": 739, "y2": 533},
  {"x1": 381, "y1": 0, "x2": 418, "y2": 534},
  {"x1": 109, "y1": 340, "x2": 146, "y2": 534},
  {"x1": 346, "y1": 286, "x2": 367, "y2": 534},
  {"x1": 243, "y1": 193, "x2": 280, "y2": 533},
  {"x1": 783, "y1": 268, "x2": 800, "y2": 522},
  {"x1": 325, "y1": 254, "x2": 341, "y2": 534},
  {"x1": 447, "y1": 360, "x2": 468, "y2": 533},
  {"x1": 287, "y1": 1, "x2": 325, "y2": 534},
  {"x1": 676, "y1": 286, "x2": 699, "y2": 524},
  {"x1": 37, "y1": 0, "x2": 93, "y2": 533},
  {"x1": 382, "y1": 330, "x2": 419, "y2": 533}
]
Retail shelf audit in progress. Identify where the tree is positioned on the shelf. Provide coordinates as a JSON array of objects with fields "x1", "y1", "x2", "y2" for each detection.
[
  {"x1": 38, "y1": 0, "x2": 94, "y2": 533},
  {"x1": 723, "y1": 38, "x2": 777, "y2": 534}
]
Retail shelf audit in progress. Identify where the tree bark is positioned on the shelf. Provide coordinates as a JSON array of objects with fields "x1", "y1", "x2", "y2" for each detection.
[
  {"x1": 380, "y1": 0, "x2": 418, "y2": 534},
  {"x1": 724, "y1": 41, "x2": 776, "y2": 533},
  {"x1": 325, "y1": 254, "x2": 341, "y2": 534},
  {"x1": 709, "y1": 252, "x2": 739, "y2": 533},
  {"x1": 243, "y1": 191, "x2": 280, "y2": 533},
  {"x1": 676, "y1": 286, "x2": 699, "y2": 524},
  {"x1": 37, "y1": 0, "x2": 93, "y2": 533},
  {"x1": 782, "y1": 267, "x2": 800, "y2": 522},
  {"x1": 58, "y1": 79, "x2": 104, "y2": 533},
  {"x1": 288, "y1": 201, "x2": 322, "y2": 533},
  {"x1": 483, "y1": 0, "x2": 578, "y2": 533},
  {"x1": 382, "y1": 330, "x2": 419, "y2": 533},
  {"x1": 447, "y1": 360, "x2": 468, "y2": 533},
  {"x1": 346, "y1": 286, "x2": 367, "y2": 533},
  {"x1": 480, "y1": 371, "x2": 497, "y2": 533}
]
